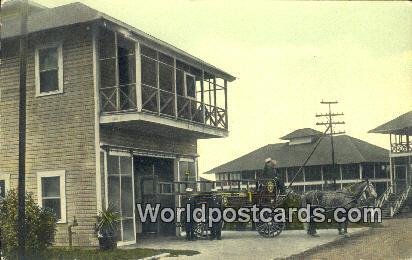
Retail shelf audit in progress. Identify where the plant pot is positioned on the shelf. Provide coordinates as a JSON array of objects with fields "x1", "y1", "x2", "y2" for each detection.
[{"x1": 98, "y1": 236, "x2": 117, "y2": 250}]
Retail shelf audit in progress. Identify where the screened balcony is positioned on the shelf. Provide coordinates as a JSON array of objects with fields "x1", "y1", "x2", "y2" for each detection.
[
  {"x1": 98, "y1": 28, "x2": 230, "y2": 136},
  {"x1": 390, "y1": 134, "x2": 411, "y2": 154}
]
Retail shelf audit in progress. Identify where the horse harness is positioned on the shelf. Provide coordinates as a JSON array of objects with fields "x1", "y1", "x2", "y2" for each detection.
[{"x1": 308, "y1": 181, "x2": 370, "y2": 214}]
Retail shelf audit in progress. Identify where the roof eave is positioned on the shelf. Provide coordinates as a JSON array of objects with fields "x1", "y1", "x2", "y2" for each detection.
[
  {"x1": 368, "y1": 129, "x2": 387, "y2": 134},
  {"x1": 368, "y1": 111, "x2": 412, "y2": 135},
  {"x1": 2, "y1": 3, "x2": 236, "y2": 82},
  {"x1": 369, "y1": 126, "x2": 412, "y2": 135}
]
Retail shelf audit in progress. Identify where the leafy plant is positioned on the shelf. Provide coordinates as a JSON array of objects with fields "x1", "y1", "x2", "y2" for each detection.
[
  {"x1": 0, "y1": 189, "x2": 57, "y2": 257},
  {"x1": 95, "y1": 203, "x2": 121, "y2": 250},
  {"x1": 95, "y1": 203, "x2": 121, "y2": 238}
]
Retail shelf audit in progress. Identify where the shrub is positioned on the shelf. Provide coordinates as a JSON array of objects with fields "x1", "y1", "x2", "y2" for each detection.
[{"x1": 0, "y1": 189, "x2": 57, "y2": 256}]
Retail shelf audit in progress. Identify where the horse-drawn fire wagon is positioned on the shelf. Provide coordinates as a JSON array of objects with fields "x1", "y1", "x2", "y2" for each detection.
[{"x1": 181, "y1": 179, "x2": 300, "y2": 239}]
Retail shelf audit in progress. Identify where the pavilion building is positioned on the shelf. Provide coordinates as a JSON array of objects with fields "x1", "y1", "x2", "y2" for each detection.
[{"x1": 206, "y1": 128, "x2": 390, "y2": 195}]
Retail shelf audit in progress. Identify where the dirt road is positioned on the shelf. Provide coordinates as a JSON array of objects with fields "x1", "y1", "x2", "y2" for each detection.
[
  {"x1": 298, "y1": 214, "x2": 412, "y2": 260},
  {"x1": 132, "y1": 228, "x2": 367, "y2": 259}
]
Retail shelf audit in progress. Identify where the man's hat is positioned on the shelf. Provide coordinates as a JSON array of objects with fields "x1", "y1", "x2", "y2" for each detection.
[
  {"x1": 186, "y1": 187, "x2": 194, "y2": 192},
  {"x1": 265, "y1": 158, "x2": 272, "y2": 163}
]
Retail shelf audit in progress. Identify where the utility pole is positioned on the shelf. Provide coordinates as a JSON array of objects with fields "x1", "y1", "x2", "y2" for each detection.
[
  {"x1": 316, "y1": 101, "x2": 345, "y2": 189},
  {"x1": 18, "y1": 0, "x2": 29, "y2": 258},
  {"x1": 316, "y1": 101, "x2": 345, "y2": 164}
]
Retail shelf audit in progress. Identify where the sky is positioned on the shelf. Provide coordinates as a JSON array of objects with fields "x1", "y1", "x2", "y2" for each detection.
[{"x1": 20, "y1": 0, "x2": 412, "y2": 177}]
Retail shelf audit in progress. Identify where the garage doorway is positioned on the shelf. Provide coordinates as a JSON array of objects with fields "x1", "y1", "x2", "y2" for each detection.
[{"x1": 134, "y1": 156, "x2": 176, "y2": 237}]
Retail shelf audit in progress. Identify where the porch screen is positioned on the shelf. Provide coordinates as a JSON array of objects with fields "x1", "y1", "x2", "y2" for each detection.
[{"x1": 99, "y1": 29, "x2": 137, "y2": 112}]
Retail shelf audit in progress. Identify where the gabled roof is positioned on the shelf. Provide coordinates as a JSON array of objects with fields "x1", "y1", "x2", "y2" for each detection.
[
  {"x1": 369, "y1": 111, "x2": 412, "y2": 135},
  {"x1": 205, "y1": 135, "x2": 389, "y2": 174},
  {"x1": 1, "y1": 2, "x2": 235, "y2": 81},
  {"x1": 280, "y1": 128, "x2": 323, "y2": 140}
]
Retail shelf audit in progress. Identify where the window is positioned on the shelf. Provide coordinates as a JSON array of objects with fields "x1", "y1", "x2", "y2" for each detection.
[
  {"x1": 179, "y1": 160, "x2": 197, "y2": 182},
  {"x1": 0, "y1": 174, "x2": 10, "y2": 200},
  {"x1": 341, "y1": 164, "x2": 359, "y2": 180},
  {"x1": 241, "y1": 171, "x2": 255, "y2": 181},
  {"x1": 176, "y1": 70, "x2": 185, "y2": 96},
  {"x1": 159, "y1": 53, "x2": 174, "y2": 92},
  {"x1": 184, "y1": 73, "x2": 196, "y2": 99},
  {"x1": 106, "y1": 154, "x2": 135, "y2": 242},
  {"x1": 375, "y1": 164, "x2": 389, "y2": 179},
  {"x1": 35, "y1": 43, "x2": 63, "y2": 96},
  {"x1": 37, "y1": 171, "x2": 66, "y2": 223},
  {"x1": 141, "y1": 45, "x2": 157, "y2": 88},
  {"x1": 304, "y1": 166, "x2": 322, "y2": 181},
  {"x1": 230, "y1": 173, "x2": 241, "y2": 180},
  {"x1": 0, "y1": 180, "x2": 5, "y2": 199},
  {"x1": 288, "y1": 167, "x2": 303, "y2": 182},
  {"x1": 362, "y1": 164, "x2": 375, "y2": 179},
  {"x1": 323, "y1": 165, "x2": 340, "y2": 181}
]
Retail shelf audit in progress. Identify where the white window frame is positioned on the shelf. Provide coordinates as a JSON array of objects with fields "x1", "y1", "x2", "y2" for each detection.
[
  {"x1": 0, "y1": 173, "x2": 11, "y2": 197},
  {"x1": 37, "y1": 170, "x2": 67, "y2": 223},
  {"x1": 35, "y1": 42, "x2": 64, "y2": 97},
  {"x1": 183, "y1": 72, "x2": 196, "y2": 100}
]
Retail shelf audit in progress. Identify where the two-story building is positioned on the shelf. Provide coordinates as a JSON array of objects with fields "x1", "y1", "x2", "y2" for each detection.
[
  {"x1": 0, "y1": 0, "x2": 234, "y2": 246},
  {"x1": 369, "y1": 111, "x2": 412, "y2": 194}
]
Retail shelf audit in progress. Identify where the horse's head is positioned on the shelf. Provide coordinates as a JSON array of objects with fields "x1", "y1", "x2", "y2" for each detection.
[{"x1": 362, "y1": 179, "x2": 378, "y2": 200}]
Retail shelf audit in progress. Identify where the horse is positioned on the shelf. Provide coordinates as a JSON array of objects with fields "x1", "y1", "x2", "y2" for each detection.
[{"x1": 301, "y1": 179, "x2": 377, "y2": 236}]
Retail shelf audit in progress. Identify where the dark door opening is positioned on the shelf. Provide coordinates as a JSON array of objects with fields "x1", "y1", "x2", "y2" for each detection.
[
  {"x1": 395, "y1": 165, "x2": 407, "y2": 194},
  {"x1": 134, "y1": 156, "x2": 176, "y2": 236}
]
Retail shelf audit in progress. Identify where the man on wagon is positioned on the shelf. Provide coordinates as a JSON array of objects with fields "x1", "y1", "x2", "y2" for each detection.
[{"x1": 263, "y1": 158, "x2": 285, "y2": 194}]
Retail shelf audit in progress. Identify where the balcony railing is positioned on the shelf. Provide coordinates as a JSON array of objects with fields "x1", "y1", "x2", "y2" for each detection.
[
  {"x1": 101, "y1": 84, "x2": 137, "y2": 112},
  {"x1": 391, "y1": 142, "x2": 412, "y2": 153},
  {"x1": 100, "y1": 83, "x2": 228, "y2": 130}
]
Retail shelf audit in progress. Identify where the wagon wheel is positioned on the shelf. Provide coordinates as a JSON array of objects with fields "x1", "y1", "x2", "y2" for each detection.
[
  {"x1": 193, "y1": 221, "x2": 225, "y2": 239},
  {"x1": 193, "y1": 222, "x2": 209, "y2": 238},
  {"x1": 256, "y1": 220, "x2": 285, "y2": 238}
]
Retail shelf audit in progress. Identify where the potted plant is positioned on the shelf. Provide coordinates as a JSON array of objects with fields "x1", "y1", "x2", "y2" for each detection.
[{"x1": 95, "y1": 204, "x2": 121, "y2": 250}]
